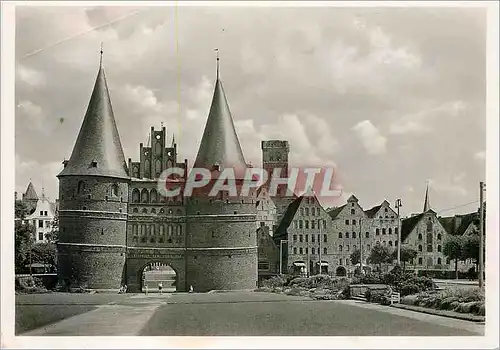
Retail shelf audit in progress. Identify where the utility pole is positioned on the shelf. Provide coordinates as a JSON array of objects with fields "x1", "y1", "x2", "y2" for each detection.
[
  {"x1": 279, "y1": 240, "x2": 287, "y2": 275},
  {"x1": 306, "y1": 235, "x2": 310, "y2": 277},
  {"x1": 479, "y1": 182, "x2": 485, "y2": 289},
  {"x1": 359, "y1": 218, "x2": 363, "y2": 274},
  {"x1": 395, "y1": 199, "x2": 402, "y2": 266},
  {"x1": 318, "y1": 219, "x2": 322, "y2": 275}
]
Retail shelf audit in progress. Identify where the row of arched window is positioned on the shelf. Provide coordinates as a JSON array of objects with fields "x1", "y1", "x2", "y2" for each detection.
[
  {"x1": 413, "y1": 257, "x2": 447, "y2": 266},
  {"x1": 375, "y1": 228, "x2": 398, "y2": 235},
  {"x1": 292, "y1": 234, "x2": 328, "y2": 243},
  {"x1": 130, "y1": 224, "x2": 183, "y2": 244},
  {"x1": 131, "y1": 188, "x2": 181, "y2": 204},
  {"x1": 418, "y1": 244, "x2": 442, "y2": 253},
  {"x1": 418, "y1": 233, "x2": 442, "y2": 240},
  {"x1": 293, "y1": 247, "x2": 328, "y2": 255},
  {"x1": 293, "y1": 219, "x2": 327, "y2": 230},
  {"x1": 131, "y1": 207, "x2": 183, "y2": 215},
  {"x1": 299, "y1": 207, "x2": 321, "y2": 216},
  {"x1": 131, "y1": 158, "x2": 175, "y2": 179}
]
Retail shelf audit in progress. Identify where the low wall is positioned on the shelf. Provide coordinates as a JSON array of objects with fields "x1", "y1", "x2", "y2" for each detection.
[{"x1": 350, "y1": 284, "x2": 389, "y2": 297}]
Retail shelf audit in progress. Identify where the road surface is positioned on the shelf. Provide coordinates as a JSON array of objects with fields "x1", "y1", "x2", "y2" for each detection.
[{"x1": 17, "y1": 291, "x2": 483, "y2": 336}]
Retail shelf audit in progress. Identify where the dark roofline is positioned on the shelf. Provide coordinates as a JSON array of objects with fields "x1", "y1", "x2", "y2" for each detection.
[
  {"x1": 327, "y1": 204, "x2": 346, "y2": 219},
  {"x1": 273, "y1": 196, "x2": 304, "y2": 241}
]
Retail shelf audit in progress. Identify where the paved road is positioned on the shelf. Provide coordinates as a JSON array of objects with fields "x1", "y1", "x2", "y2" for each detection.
[{"x1": 17, "y1": 292, "x2": 483, "y2": 336}]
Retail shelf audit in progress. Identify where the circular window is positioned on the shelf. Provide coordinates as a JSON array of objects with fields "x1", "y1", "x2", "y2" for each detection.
[
  {"x1": 167, "y1": 151, "x2": 172, "y2": 157},
  {"x1": 156, "y1": 134, "x2": 161, "y2": 140}
]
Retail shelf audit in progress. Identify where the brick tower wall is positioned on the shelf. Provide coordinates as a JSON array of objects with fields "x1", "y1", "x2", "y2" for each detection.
[
  {"x1": 57, "y1": 176, "x2": 129, "y2": 290},
  {"x1": 185, "y1": 197, "x2": 258, "y2": 292}
]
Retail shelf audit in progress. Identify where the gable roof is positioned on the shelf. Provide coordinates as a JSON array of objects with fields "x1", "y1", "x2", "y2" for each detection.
[
  {"x1": 401, "y1": 213, "x2": 424, "y2": 242},
  {"x1": 438, "y1": 212, "x2": 479, "y2": 236},
  {"x1": 327, "y1": 204, "x2": 346, "y2": 219},
  {"x1": 364, "y1": 205, "x2": 382, "y2": 218},
  {"x1": 456, "y1": 213, "x2": 478, "y2": 235},
  {"x1": 438, "y1": 216, "x2": 455, "y2": 235},
  {"x1": 273, "y1": 196, "x2": 304, "y2": 240}
]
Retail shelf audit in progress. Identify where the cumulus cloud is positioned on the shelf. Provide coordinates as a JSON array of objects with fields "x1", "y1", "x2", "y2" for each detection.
[
  {"x1": 13, "y1": 6, "x2": 486, "y2": 214},
  {"x1": 389, "y1": 100, "x2": 467, "y2": 135},
  {"x1": 17, "y1": 64, "x2": 45, "y2": 87},
  {"x1": 352, "y1": 120, "x2": 387, "y2": 155},
  {"x1": 15, "y1": 153, "x2": 62, "y2": 202},
  {"x1": 429, "y1": 172, "x2": 468, "y2": 197}
]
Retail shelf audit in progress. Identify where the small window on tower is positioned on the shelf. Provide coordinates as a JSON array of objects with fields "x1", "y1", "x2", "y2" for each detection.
[{"x1": 91, "y1": 160, "x2": 97, "y2": 168}]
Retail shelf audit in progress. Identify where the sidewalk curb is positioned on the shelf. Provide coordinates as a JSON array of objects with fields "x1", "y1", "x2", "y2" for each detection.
[{"x1": 391, "y1": 303, "x2": 485, "y2": 323}]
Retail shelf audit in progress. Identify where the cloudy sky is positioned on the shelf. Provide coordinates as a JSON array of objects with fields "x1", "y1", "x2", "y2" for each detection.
[{"x1": 15, "y1": 4, "x2": 487, "y2": 217}]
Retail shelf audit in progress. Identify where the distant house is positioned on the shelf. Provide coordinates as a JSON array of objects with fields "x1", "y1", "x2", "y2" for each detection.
[{"x1": 17, "y1": 182, "x2": 57, "y2": 243}]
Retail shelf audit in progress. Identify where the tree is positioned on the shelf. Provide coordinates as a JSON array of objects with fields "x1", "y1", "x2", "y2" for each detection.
[
  {"x1": 368, "y1": 244, "x2": 393, "y2": 272},
  {"x1": 443, "y1": 235, "x2": 465, "y2": 279},
  {"x1": 31, "y1": 242, "x2": 57, "y2": 272},
  {"x1": 15, "y1": 220, "x2": 34, "y2": 273},
  {"x1": 45, "y1": 216, "x2": 59, "y2": 244},
  {"x1": 392, "y1": 246, "x2": 417, "y2": 272},
  {"x1": 463, "y1": 234, "x2": 481, "y2": 266},
  {"x1": 15, "y1": 200, "x2": 29, "y2": 220},
  {"x1": 350, "y1": 249, "x2": 361, "y2": 265}
]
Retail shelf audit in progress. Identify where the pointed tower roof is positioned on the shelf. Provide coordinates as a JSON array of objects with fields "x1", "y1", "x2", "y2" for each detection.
[
  {"x1": 423, "y1": 182, "x2": 431, "y2": 212},
  {"x1": 58, "y1": 63, "x2": 128, "y2": 179},
  {"x1": 193, "y1": 77, "x2": 247, "y2": 172},
  {"x1": 24, "y1": 182, "x2": 38, "y2": 200}
]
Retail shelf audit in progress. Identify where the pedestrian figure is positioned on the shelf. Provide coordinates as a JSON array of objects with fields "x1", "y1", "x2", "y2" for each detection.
[
  {"x1": 123, "y1": 284, "x2": 127, "y2": 293},
  {"x1": 158, "y1": 281, "x2": 163, "y2": 295},
  {"x1": 189, "y1": 285, "x2": 194, "y2": 293}
]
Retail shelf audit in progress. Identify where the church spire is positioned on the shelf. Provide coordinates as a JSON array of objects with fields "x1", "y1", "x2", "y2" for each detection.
[
  {"x1": 423, "y1": 181, "x2": 431, "y2": 212},
  {"x1": 58, "y1": 53, "x2": 128, "y2": 179},
  {"x1": 214, "y1": 48, "x2": 219, "y2": 79},
  {"x1": 99, "y1": 42, "x2": 103, "y2": 67},
  {"x1": 193, "y1": 52, "x2": 246, "y2": 173}
]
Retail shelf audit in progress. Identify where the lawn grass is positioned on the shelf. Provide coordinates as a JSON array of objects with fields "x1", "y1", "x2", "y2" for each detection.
[{"x1": 16, "y1": 304, "x2": 97, "y2": 334}]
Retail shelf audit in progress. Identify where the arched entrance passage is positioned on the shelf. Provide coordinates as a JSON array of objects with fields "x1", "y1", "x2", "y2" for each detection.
[
  {"x1": 335, "y1": 266, "x2": 347, "y2": 277},
  {"x1": 141, "y1": 262, "x2": 177, "y2": 293}
]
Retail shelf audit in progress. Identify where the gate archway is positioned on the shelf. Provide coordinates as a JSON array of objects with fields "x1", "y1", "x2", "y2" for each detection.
[
  {"x1": 335, "y1": 266, "x2": 347, "y2": 277},
  {"x1": 141, "y1": 262, "x2": 177, "y2": 293}
]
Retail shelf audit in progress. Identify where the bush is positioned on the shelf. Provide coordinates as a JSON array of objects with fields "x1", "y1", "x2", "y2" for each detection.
[
  {"x1": 400, "y1": 287, "x2": 485, "y2": 316},
  {"x1": 285, "y1": 287, "x2": 306, "y2": 296},
  {"x1": 289, "y1": 277, "x2": 312, "y2": 289},
  {"x1": 400, "y1": 284, "x2": 421, "y2": 296},
  {"x1": 15, "y1": 276, "x2": 49, "y2": 294},
  {"x1": 339, "y1": 284, "x2": 351, "y2": 300},
  {"x1": 261, "y1": 275, "x2": 287, "y2": 289},
  {"x1": 365, "y1": 289, "x2": 391, "y2": 305}
]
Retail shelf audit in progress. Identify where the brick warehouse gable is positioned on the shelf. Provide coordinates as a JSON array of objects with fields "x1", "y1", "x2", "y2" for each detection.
[{"x1": 57, "y1": 61, "x2": 258, "y2": 292}]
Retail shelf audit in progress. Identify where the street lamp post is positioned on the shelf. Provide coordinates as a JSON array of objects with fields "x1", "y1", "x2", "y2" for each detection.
[
  {"x1": 359, "y1": 218, "x2": 363, "y2": 275},
  {"x1": 395, "y1": 199, "x2": 402, "y2": 266},
  {"x1": 318, "y1": 219, "x2": 322, "y2": 275},
  {"x1": 279, "y1": 240, "x2": 288, "y2": 275},
  {"x1": 479, "y1": 182, "x2": 485, "y2": 289}
]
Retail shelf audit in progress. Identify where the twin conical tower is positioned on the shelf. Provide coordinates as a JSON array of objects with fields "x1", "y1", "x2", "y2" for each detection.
[{"x1": 57, "y1": 50, "x2": 257, "y2": 292}]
